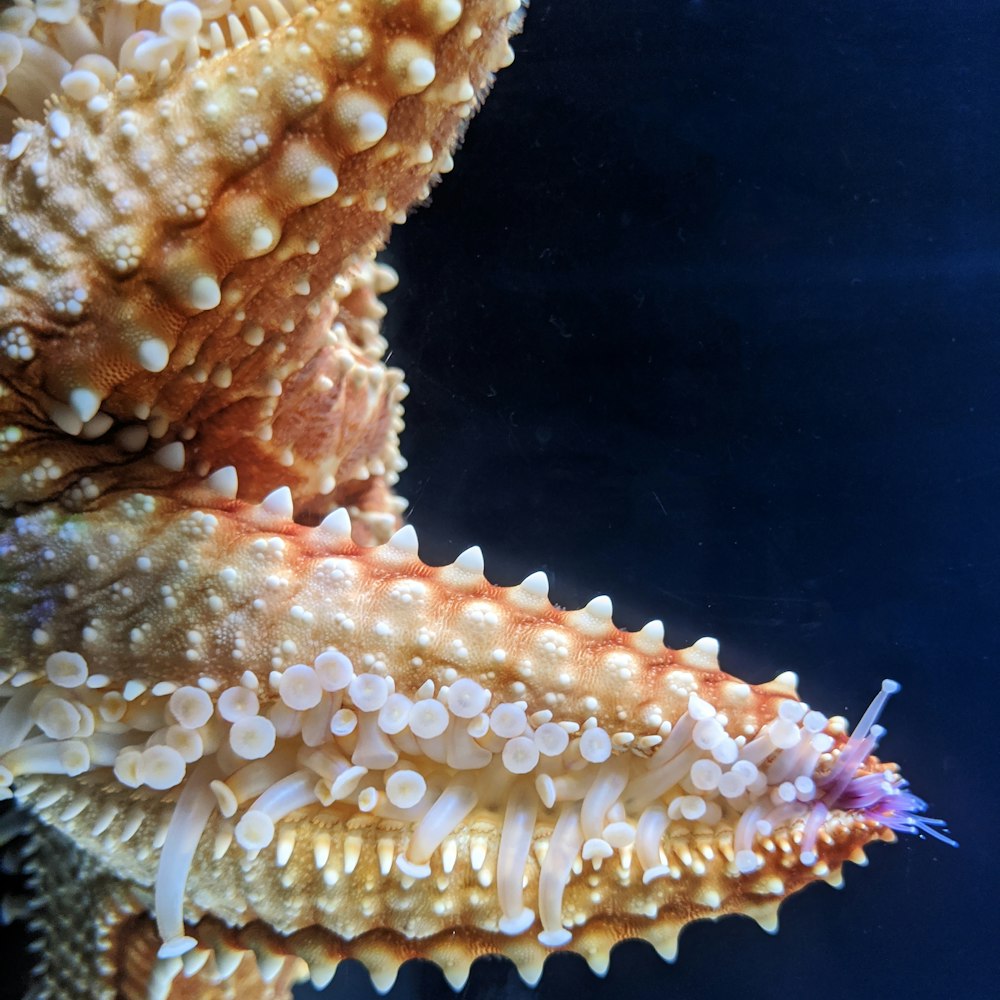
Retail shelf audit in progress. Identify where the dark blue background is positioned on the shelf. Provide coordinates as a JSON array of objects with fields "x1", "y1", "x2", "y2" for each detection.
[{"x1": 356, "y1": 1, "x2": 995, "y2": 998}]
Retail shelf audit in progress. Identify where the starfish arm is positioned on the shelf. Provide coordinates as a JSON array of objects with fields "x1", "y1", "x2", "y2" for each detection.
[
  {"x1": 2, "y1": 492, "x2": 905, "y2": 990},
  {"x1": 0, "y1": 3, "x2": 953, "y2": 996},
  {"x1": 0, "y1": 0, "x2": 520, "y2": 515}
]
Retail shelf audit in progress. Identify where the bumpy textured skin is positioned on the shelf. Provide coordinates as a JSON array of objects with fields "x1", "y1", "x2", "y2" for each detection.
[
  {"x1": 0, "y1": 3, "x2": 918, "y2": 999},
  {"x1": 0, "y1": 0, "x2": 518, "y2": 535}
]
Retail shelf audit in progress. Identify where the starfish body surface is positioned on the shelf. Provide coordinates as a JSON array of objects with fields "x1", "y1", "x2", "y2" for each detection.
[{"x1": 0, "y1": 2, "x2": 951, "y2": 997}]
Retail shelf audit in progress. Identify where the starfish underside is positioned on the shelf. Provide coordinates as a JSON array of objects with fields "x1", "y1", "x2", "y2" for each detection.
[{"x1": 0, "y1": 2, "x2": 948, "y2": 998}]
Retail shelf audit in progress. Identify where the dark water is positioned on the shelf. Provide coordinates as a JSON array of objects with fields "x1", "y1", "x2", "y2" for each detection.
[{"x1": 354, "y1": 1, "x2": 994, "y2": 998}]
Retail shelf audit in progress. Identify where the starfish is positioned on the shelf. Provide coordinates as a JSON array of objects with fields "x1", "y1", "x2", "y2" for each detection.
[{"x1": 0, "y1": 2, "x2": 954, "y2": 998}]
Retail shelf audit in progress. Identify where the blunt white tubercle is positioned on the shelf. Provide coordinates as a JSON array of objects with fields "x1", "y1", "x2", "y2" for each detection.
[
  {"x1": 309, "y1": 961, "x2": 337, "y2": 991},
  {"x1": 386, "y1": 524, "x2": 419, "y2": 555},
  {"x1": 123, "y1": 680, "x2": 147, "y2": 702},
  {"x1": 453, "y1": 545, "x2": 484, "y2": 574},
  {"x1": 685, "y1": 636, "x2": 721, "y2": 670},
  {"x1": 187, "y1": 275, "x2": 221, "y2": 312},
  {"x1": 205, "y1": 466, "x2": 238, "y2": 499},
  {"x1": 693, "y1": 636, "x2": 720, "y2": 656},
  {"x1": 261, "y1": 486, "x2": 293, "y2": 519},
  {"x1": 49, "y1": 402, "x2": 83, "y2": 436},
  {"x1": 767, "y1": 670, "x2": 799, "y2": 695},
  {"x1": 137, "y1": 338, "x2": 170, "y2": 373},
  {"x1": 317, "y1": 507, "x2": 352, "y2": 538},
  {"x1": 518, "y1": 571, "x2": 549, "y2": 597},
  {"x1": 68, "y1": 387, "x2": 101, "y2": 423},
  {"x1": 633, "y1": 619, "x2": 665, "y2": 653},
  {"x1": 154, "y1": 442, "x2": 185, "y2": 471},
  {"x1": 582, "y1": 595, "x2": 613, "y2": 620}
]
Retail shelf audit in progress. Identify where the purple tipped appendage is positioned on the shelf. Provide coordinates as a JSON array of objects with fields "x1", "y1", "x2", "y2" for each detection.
[{"x1": 817, "y1": 678, "x2": 957, "y2": 849}]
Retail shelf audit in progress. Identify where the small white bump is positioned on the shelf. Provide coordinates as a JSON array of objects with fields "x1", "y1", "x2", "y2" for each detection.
[
  {"x1": 69, "y1": 388, "x2": 100, "y2": 423},
  {"x1": 261, "y1": 486, "x2": 294, "y2": 518},
  {"x1": 357, "y1": 111, "x2": 387, "y2": 145},
  {"x1": 307, "y1": 165, "x2": 339, "y2": 202},
  {"x1": 154, "y1": 442, "x2": 185, "y2": 471},
  {"x1": 205, "y1": 466, "x2": 238, "y2": 498},
  {"x1": 188, "y1": 275, "x2": 222, "y2": 311},
  {"x1": 137, "y1": 338, "x2": 170, "y2": 373},
  {"x1": 408, "y1": 57, "x2": 436, "y2": 88},
  {"x1": 249, "y1": 226, "x2": 276, "y2": 254},
  {"x1": 452, "y1": 546, "x2": 484, "y2": 574}
]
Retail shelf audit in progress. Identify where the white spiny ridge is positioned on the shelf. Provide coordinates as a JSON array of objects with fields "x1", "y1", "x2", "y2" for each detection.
[{"x1": 0, "y1": 615, "x2": 929, "y2": 954}]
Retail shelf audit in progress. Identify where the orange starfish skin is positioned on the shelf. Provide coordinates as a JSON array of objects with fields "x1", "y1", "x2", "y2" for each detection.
[
  {"x1": 0, "y1": 0, "x2": 517, "y2": 527},
  {"x1": 0, "y1": 3, "x2": 950, "y2": 999},
  {"x1": 4, "y1": 485, "x2": 899, "y2": 996}
]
